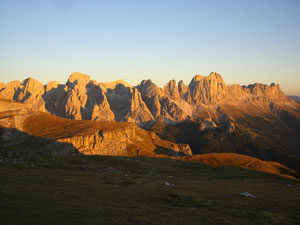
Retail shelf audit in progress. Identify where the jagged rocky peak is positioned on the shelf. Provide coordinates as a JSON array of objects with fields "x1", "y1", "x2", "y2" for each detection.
[
  {"x1": 137, "y1": 79, "x2": 163, "y2": 97},
  {"x1": 0, "y1": 82, "x2": 5, "y2": 90},
  {"x1": 67, "y1": 72, "x2": 91, "y2": 87},
  {"x1": 226, "y1": 84, "x2": 249, "y2": 100},
  {"x1": 7, "y1": 80, "x2": 21, "y2": 89},
  {"x1": 209, "y1": 71, "x2": 223, "y2": 79},
  {"x1": 189, "y1": 72, "x2": 226, "y2": 90},
  {"x1": 100, "y1": 79, "x2": 132, "y2": 90},
  {"x1": 0, "y1": 80, "x2": 21, "y2": 100},
  {"x1": 164, "y1": 79, "x2": 180, "y2": 99},
  {"x1": 9, "y1": 77, "x2": 47, "y2": 112},
  {"x1": 247, "y1": 82, "x2": 286, "y2": 101},
  {"x1": 22, "y1": 77, "x2": 44, "y2": 94},
  {"x1": 45, "y1": 81, "x2": 59, "y2": 92},
  {"x1": 126, "y1": 87, "x2": 154, "y2": 123},
  {"x1": 16, "y1": 77, "x2": 43, "y2": 100},
  {"x1": 178, "y1": 80, "x2": 187, "y2": 92},
  {"x1": 188, "y1": 72, "x2": 227, "y2": 104},
  {"x1": 138, "y1": 79, "x2": 155, "y2": 89},
  {"x1": 192, "y1": 74, "x2": 205, "y2": 82},
  {"x1": 177, "y1": 80, "x2": 192, "y2": 103}
]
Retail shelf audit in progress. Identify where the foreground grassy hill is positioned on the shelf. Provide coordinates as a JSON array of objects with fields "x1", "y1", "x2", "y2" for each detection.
[{"x1": 0, "y1": 155, "x2": 299, "y2": 225}]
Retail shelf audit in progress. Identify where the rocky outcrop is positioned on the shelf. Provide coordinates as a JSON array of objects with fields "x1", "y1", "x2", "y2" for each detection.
[
  {"x1": 102, "y1": 82, "x2": 154, "y2": 123},
  {"x1": 137, "y1": 79, "x2": 189, "y2": 122},
  {"x1": 164, "y1": 80, "x2": 180, "y2": 100},
  {"x1": 137, "y1": 80, "x2": 163, "y2": 119},
  {"x1": 0, "y1": 78, "x2": 46, "y2": 112},
  {"x1": 44, "y1": 125, "x2": 142, "y2": 156},
  {"x1": 0, "y1": 81, "x2": 22, "y2": 100},
  {"x1": 188, "y1": 72, "x2": 228, "y2": 105},
  {"x1": 178, "y1": 80, "x2": 192, "y2": 104},
  {"x1": 0, "y1": 82, "x2": 5, "y2": 90},
  {"x1": 199, "y1": 119, "x2": 217, "y2": 131},
  {"x1": 246, "y1": 83, "x2": 286, "y2": 102}
]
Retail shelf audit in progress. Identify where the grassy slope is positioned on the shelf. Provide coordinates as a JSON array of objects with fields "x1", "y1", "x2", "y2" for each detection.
[
  {"x1": 23, "y1": 112, "x2": 133, "y2": 139},
  {"x1": 186, "y1": 153, "x2": 298, "y2": 180},
  {"x1": 0, "y1": 155, "x2": 299, "y2": 225}
]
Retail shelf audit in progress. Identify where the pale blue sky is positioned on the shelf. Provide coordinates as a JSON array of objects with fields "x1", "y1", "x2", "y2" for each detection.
[{"x1": 0, "y1": 0, "x2": 300, "y2": 95}]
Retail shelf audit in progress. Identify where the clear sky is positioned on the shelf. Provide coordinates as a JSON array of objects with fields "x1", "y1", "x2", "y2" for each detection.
[{"x1": 0, "y1": 0, "x2": 299, "y2": 95}]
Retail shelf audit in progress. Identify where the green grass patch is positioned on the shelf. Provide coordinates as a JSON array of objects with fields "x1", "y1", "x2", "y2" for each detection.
[{"x1": 0, "y1": 155, "x2": 299, "y2": 225}]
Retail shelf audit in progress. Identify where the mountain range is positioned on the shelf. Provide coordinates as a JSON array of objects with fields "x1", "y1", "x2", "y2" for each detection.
[
  {"x1": 0, "y1": 72, "x2": 293, "y2": 123},
  {"x1": 0, "y1": 72, "x2": 300, "y2": 173}
]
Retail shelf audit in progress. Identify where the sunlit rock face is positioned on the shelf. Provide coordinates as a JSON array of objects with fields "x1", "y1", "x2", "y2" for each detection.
[
  {"x1": 0, "y1": 71, "x2": 293, "y2": 131},
  {"x1": 188, "y1": 72, "x2": 228, "y2": 105},
  {"x1": 0, "y1": 78, "x2": 46, "y2": 112}
]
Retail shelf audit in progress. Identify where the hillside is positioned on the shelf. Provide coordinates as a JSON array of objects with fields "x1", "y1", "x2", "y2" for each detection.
[
  {"x1": 0, "y1": 99, "x2": 297, "y2": 179},
  {"x1": 289, "y1": 96, "x2": 300, "y2": 103},
  {"x1": 0, "y1": 155, "x2": 299, "y2": 225},
  {"x1": 148, "y1": 117, "x2": 300, "y2": 173},
  {"x1": 185, "y1": 153, "x2": 298, "y2": 180},
  {"x1": 0, "y1": 100, "x2": 191, "y2": 158}
]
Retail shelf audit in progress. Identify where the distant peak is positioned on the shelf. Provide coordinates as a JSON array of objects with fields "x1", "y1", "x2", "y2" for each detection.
[
  {"x1": 192, "y1": 74, "x2": 205, "y2": 82},
  {"x1": 165, "y1": 79, "x2": 177, "y2": 87},
  {"x1": 139, "y1": 79, "x2": 154, "y2": 86},
  {"x1": 209, "y1": 72, "x2": 222, "y2": 78},
  {"x1": 23, "y1": 77, "x2": 41, "y2": 85},
  {"x1": 22, "y1": 77, "x2": 44, "y2": 89},
  {"x1": 67, "y1": 72, "x2": 91, "y2": 86},
  {"x1": 100, "y1": 79, "x2": 132, "y2": 89},
  {"x1": 45, "y1": 81, "x2": 59, "y2": 92},
  {"x1": 190, "y1": 72, "x2": 224, "y2": 84}
]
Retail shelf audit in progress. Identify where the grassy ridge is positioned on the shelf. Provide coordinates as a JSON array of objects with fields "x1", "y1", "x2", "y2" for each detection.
[{"x1": 0, "y1": 155, "x2": 299, "y2": 225}]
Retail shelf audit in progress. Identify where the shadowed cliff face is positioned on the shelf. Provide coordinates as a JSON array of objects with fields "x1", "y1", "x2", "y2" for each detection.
[{"x1": 0, "y1": 127, "x2": 80, "y2": 157}]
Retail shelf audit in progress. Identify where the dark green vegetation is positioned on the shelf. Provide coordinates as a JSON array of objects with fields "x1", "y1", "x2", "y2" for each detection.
[
  {"x1": 0, "y1": 155, "x2": 299, "y2": 225},
  {"x1": 148, "y1": 120, "x2": 300, "y2": 173}
]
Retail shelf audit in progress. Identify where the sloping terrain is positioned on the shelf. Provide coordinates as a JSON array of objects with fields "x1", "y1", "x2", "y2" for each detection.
[
  {"x1": 289, "y1": 96, "x2": 300, "y2": 103},
  {"x1": 0, "y1": 100, "x2": 191, "y2": 158},
  {"x1": 0, "y1": 99, "x2": 298, "y2": 179},
  {"x1": 186, "y1": 153, "x2": 297, "y2": 180},
  {"x1": 148, "y1": 118, "x2": 300, "y2": 173},
  {"x1": 0, "y1": 155, "x2": 299, "y2": 225}
]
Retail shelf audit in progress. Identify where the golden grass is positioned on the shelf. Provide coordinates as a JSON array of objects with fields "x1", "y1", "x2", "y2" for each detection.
[
  {"x1": 184, "y1": 153, "x2": 298, "y2": 180},
  {"x1": 23, "y1": 112, "x2": 133, "y2": 140}
]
